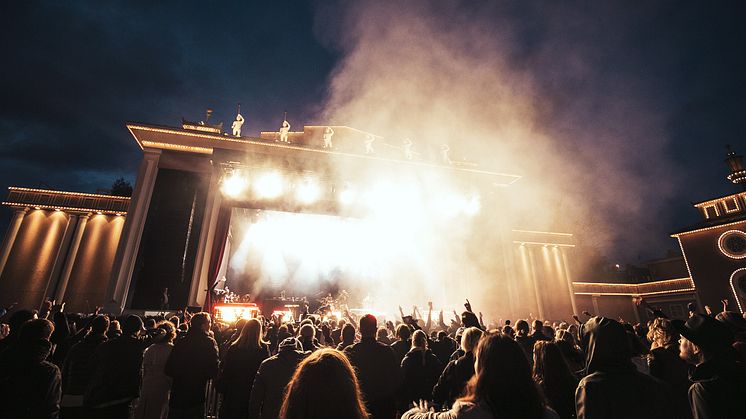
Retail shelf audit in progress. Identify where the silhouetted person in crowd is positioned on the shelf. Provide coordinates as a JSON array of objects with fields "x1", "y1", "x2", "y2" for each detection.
[
  {"x1": 298, "y1": 323, "x2": 321, "y2": 353},
  {"x1": 337, "y1": 323, "x2": 356, "y2": 351},
  {"x1": 0, "y1": 309, "x2": 35, "y2": 354},
  {"x1": 555, "y1": 329, "x2": 585, "y2": 374},
  {"x1": 135, "y1": 321, "x2": 176, "y2": 419},
  {"x1": 377, "y1": 327, "x2": 392, "y2": 345},
  {"x1": 0, "y1": 318, "x2": 61, "y2": 419},
  {"x1": 432, "y1": 326, "x2": 483, "y2": 409},
  {"x1": 404, "y1": 333, "x2": 559, "y2": 418},
  {"x1": 218, "y1": 318, "x2": 270, "y2": 419},
  {"x1": 533, "y1": 340, "x2": 578, "y2": 419},
  {"x1": 107, "y1": 319, "x2": 122, "y2": 339},
  {"x1": 249, "y1": 337, "x2": 307, "y2": 419},
  {"x1": 575, "y1": 316, "x2": 673, "y2": 419},
  {"x1": 646, "y1": 317, "x2": 692, "y2": 419},
  {"x1": 515, "y1": 319, "x2": 537, "y2": 359},
  {"x1": 431, "y1": 330, "x2": 457, "y2": 366},
  {"x1": 391, "y1": 323, "x2": 412, "y2": 366},
  {"x1": 532, "y1": 319, "x2": 552, "y2": 342},
  {"x1": 399, "y1": 330, "x2": 442, "y2": 411},
  {"x1": 61, "y1": 314, "x2": 109, "y2": 418},
  {"x1": 345, "y1": 314, "x2": 400, "y2": 419},
  {"x1": 280, "y1": 348, "x2": 369, "y2": 419},
  {"x1": 165, "y1": 312, "x2": 219, "y2": 419},
  {"x1": 676, "y1": 313, "x2": 746, "y2": 419},
  {"x1": 85, "y1": 315, "x2": 151, "y2": 418}
]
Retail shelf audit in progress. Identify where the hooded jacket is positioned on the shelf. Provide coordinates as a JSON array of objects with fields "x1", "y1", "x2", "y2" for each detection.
[
  {"x1": 0, "y1": 338, "x2": 61, "y2": 419},
  {"x1": 575, "y1": 317, "x2": 673, "y2": 419},
  {"x1": 687, "y1": 357, "x2": 746, "y2": 419},
  {"x1": 249, "y1": 349, "x2": 307, "y2": 419}
]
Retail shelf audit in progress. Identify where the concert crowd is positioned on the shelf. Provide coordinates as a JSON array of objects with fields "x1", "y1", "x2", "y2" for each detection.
[{"x1": 0, "y1": 296, "x2": 744, "y2": 419}]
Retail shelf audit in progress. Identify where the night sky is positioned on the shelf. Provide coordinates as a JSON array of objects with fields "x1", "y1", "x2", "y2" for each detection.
[{"x1": 1, "y1": 1, "x2": 745, "y2": 263}]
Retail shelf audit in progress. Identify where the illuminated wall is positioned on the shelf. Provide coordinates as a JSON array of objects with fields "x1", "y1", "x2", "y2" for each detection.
[
  {"x1": 0, "y1": 210, "x2": 70, "y2": 310},
  {"x1": 0, "y1": 209, "x2": 125, "y2": 312},
  {"x1": 677, "y1": 223, "x2": 746, "y2": 311},
  {"x1": 64, "y1": 214, "x2": 125, "y2": 313}
]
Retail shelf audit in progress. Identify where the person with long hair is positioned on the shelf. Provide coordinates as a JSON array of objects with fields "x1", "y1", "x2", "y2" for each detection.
[
  {"x1": 533, "y1": 341, "x2": 578, "y2": 419},
  {"x1": 405, "y1": 332, "x2": 559, "y2": 419},
  {"x1": 218, "y1": 318, "x2": 270, "y2": 419},
  {"x1": 279, "y1": 348, "x2": 369, "y2": 419}
]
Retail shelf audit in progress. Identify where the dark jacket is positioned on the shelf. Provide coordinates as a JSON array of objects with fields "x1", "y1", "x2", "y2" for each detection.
[
  {"x1": 431, "y1": 337, "x2": 457, "y2": 366},
  {"x1": 391, "y1": 339, "x2": 411, "y2": 366},
  {"x1": 0, "y1": 338, "x2": 62, "y2": 419},
  {"x1": 217, "y1": 343, "x2": 270, "y2": 419},
  {"x1": 575, "y1": 317, "x2": 673, "y2": 419},
  {"x1": 164, "y1": 329, "x2": 220, "y2": 409},
  {"x1": 516, "y1": 334, "x2": 537, "y2": 358},
  {"x1": 648, "y1": 344, "x2": 692, "y2": 419},
  {"x1": 61, "y1": 333, "x2": 107, "y2": 396},
  {"x1": 345, "y1": 337, "x2": 401, "y2": 419},
  {"x1": 249, "y1": 349, "x2": 306, "y2": 419},
  {"x1": 84, "y1": 334, "x2": 150, "y2": 407},
  {"x1": 432, "y1": 351, "x2": 475, "y2": 408},
  {"x1": 400, "y1": 348, "x2": 442, "y2": 409},
  {"x1": 687, "y1": 357, "x2": 746, "y2": 419}
]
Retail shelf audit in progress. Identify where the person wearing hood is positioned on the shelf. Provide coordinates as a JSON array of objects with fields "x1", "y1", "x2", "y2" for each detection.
[
  {"x1": 676, "y1": 313, "x2": 746, "y2": 419},
  {"x1": 575, "y1": 316, "x2": 673, "y2": 419},
  {"x1": 249, "y1": 337, "x2": 308, "y2": 419},
  {"x1": 0, "y1": 318, "x2": 61, "y2": 419},
  {"x1": 399, "y1": 330, "x2": 442, "y2": 412}
]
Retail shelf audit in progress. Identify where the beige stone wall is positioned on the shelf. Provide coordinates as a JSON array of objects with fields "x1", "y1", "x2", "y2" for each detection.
[{"x1": 0, "y1": 210, "x2": 69, "y2": 310}]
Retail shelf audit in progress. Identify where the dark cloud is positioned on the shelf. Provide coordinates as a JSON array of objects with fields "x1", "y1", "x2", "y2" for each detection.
[{"x1": 1, "y1": 1, "x2": 744, "y2": 261}]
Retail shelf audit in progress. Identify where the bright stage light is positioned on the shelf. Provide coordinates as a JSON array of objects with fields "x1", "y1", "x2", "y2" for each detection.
[
  {"x1": 338, "y1": 184, "x2": 357, "y2": 205},
  {"x1": 221, "y1": 172, "x2": 248, "y2": 198},
  {"x1": 464, "y1": 195, "x2": 480, "y2": 216},
  {"x1": 254, "y1": 171, "x2": 284, "y2": 199},
  {"x1": 296, "y1": 178, "x2": 321, "y2": 204}
]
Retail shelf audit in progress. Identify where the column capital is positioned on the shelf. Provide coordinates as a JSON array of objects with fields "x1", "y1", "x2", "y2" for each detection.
[{"x1": 14, "y1": 207, "x2": 30, "y2": 215}]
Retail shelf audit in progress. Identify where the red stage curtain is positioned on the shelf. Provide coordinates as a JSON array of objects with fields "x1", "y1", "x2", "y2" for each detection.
[{"x1": 203, "y1": 204, "x2": 232, "y2": 312}]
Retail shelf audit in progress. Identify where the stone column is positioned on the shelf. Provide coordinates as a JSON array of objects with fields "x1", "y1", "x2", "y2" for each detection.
[
  {"x1": 189, "y1": 166, "x2": 222, "y2": 307},
  {"x1": 0, "y1": 208, "x2": 28, "y2": 278},
  {"x1": 526, "y1": 246, "x2": 545, "y2": 320},
  {"x1": 558, "y1": 247, "x2": 579, "y2": 316},
  {"x1": 105, "y1": 149, "x2": 161, "y2": 313},
  {"x1": 43, "y1": 213, "x2": 78, "y2": 303},
  {"x1": 54, "y1": 214, "x2": 89, "y2": 302}
]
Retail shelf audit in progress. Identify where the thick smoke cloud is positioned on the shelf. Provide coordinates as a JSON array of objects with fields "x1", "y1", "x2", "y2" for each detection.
[
  {"x1": 307, "y1": 1, "x2": 679, "y2": 314},
  {"x1": 314, "y1": 1, "x2": 677, "y2": 258}
]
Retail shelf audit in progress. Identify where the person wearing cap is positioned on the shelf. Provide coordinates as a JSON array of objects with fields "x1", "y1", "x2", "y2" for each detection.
[
  {"x1": 248, "y1": 337, "x2": 307, "y2": 419},
  {"x1": 84, "y1": 314, "x2": 153, "y2": 418},
  {"x1": 575, "y1": 316, "x2": 672, "y2": 419},
  {"x1": 676, "y1": 313, "x2": 746, "y2": 419}
]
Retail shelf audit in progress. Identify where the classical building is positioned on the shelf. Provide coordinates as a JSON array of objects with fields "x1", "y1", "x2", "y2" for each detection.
[
  {"x1": 0, "y1": 188, "x2": 128, "y2": 312},
  {"x1": 572, "y1": 147, "x2": 746, "y2": 321},
  {"x1": 0, "y1": 117, "x2": 579, "y2": 318}
]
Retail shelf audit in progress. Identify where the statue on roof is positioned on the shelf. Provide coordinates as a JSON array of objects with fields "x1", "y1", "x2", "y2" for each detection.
[
  {"x1": 365, "y1": 133, "x2": 376, "y2": 154},
  {"x1": 322, "y1": 126, "x2": 334, "y2": 149},
  {"x1": 279, "y1": 113, "x2": 290, "y2": 143},
  {"x1": 403, "y1": 138, "x2": 413, "y2": 160},
  {"x1": 441, "y1": 144, "x2": 452, "y2": 165},
  {"x1": 231, "y1": 104, "x2": 244, "y2": 137}
]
